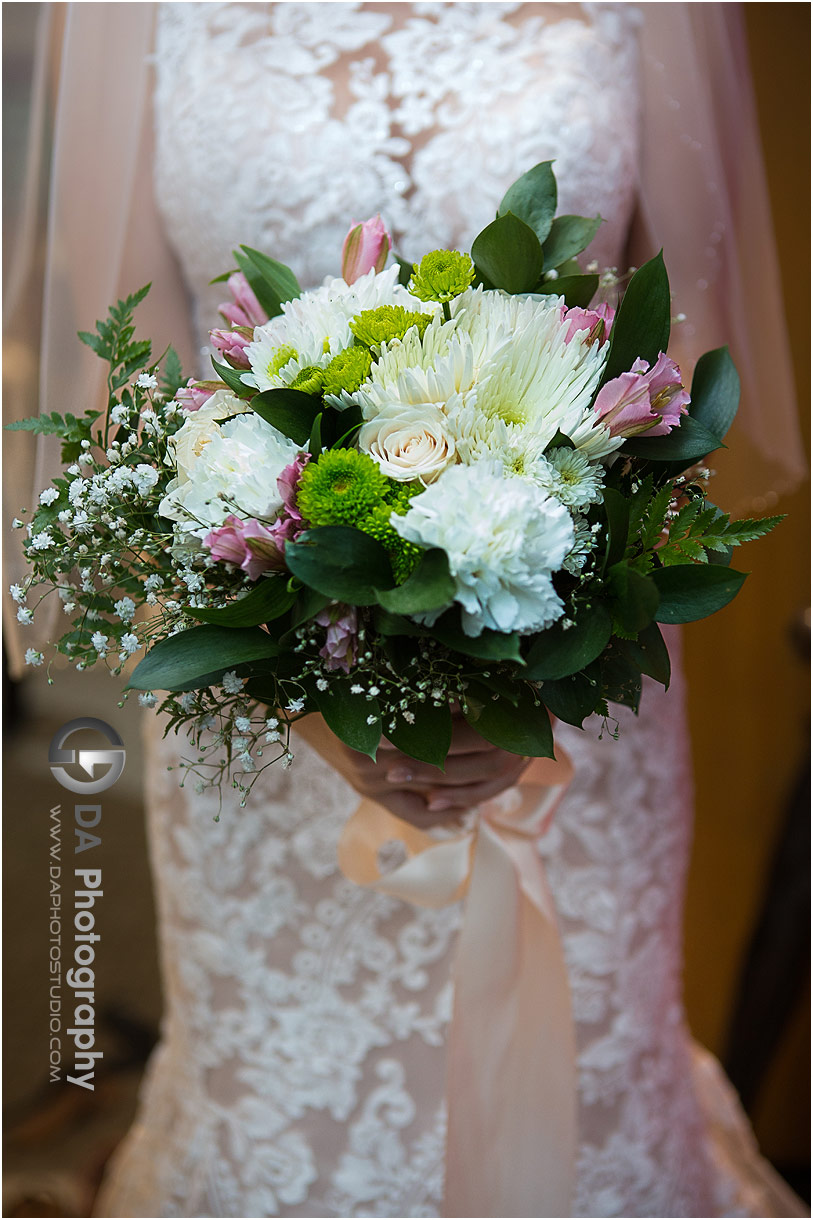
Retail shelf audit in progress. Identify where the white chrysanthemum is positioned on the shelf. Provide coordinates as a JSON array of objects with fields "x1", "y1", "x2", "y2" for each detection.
[
  {"x1": 392, "y1": 462, "x2": 574, "y2": 637},
  {"x1": 533, "y1": 447, "x2": 605, "y2": 511},
  {"x1": 159, "y1": 411, "x2": 299, "y2": 539},
  {"x1": 354, "y1": 321, "x2": 475, "y2": 421},
  {"x1": 447, "y1": 291, "x2": 620, "y2": 463},
  {"x1": 242, "y1": 266, "x2": 434, "y2": 393}
]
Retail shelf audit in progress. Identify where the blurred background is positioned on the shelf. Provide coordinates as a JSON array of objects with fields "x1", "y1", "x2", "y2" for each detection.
[{"x1": 3, "y1": 3, "x2": 810, "y2": 1216}]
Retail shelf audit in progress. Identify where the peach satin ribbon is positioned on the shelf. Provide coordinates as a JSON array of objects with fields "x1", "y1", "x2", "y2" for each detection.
[{"x1": 337, "y1": 753, "x2": 577, "y2": 1218}]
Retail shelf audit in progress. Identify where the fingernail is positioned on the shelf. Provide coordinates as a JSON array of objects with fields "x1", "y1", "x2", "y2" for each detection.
[
  {"x1": 387, "y1": 766, "x2": 413, "y2": 784},
  {"x1": 427, "y1": 795, "x2": 453, "y2": 811}
]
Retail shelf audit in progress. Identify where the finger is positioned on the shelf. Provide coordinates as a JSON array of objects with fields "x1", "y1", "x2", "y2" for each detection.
[
  {"x1": 424, "y1": 762, "x2": 531, "y2": 813},
  {"x1": 378, "y1": 790, "x2": 466, "y2": 831},
  {"x1": 384, "y1": 749, "x2": 519, "y2": 788}
]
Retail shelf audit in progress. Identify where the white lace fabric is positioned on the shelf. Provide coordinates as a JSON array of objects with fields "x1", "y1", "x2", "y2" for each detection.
[{"x1": 96, "y1": 5, "x2": 802, "y2": 1217}]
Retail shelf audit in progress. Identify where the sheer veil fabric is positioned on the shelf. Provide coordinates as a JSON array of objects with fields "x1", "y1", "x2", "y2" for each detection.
[
  {"x1": 3, "y1": 1, "x2": 804, "y2": 672},
  {"x1": 4, "y1": 4, "x2": 807, "y2": 1217}
]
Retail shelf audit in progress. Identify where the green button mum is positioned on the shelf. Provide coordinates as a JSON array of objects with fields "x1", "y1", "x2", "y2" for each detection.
[
  {"x1": 296, "y1": 449, "x2": 390, "y2": 527},
  {"x1": 358, "y1": 503, "x2": 422, "y2": 584},
  {"x1": 409, "y1": 249, "x2": 475, "y2": 303},
  {"x1": 288, "y1": 365, "x2": 325, "y2": 395},
  {"x1": 349, "y1": 305, "x2": 432, "y2": 350},
  {"x1": 322, "y1": 346, "x2": 373, "y2": 397}
]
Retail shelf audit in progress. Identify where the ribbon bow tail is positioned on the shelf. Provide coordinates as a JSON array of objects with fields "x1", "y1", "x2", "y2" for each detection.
[
  {"x1": 337, "y1": 755, "x2": 577, "y2": 1218},
  {"x1": 444, "y1": 816, "x2": 577, "y2": 1217}
]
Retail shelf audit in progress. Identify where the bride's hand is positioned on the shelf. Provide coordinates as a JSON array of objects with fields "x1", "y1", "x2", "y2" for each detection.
[{"x1": 295, "y1": 709, "x2": 531, "y2": 830}]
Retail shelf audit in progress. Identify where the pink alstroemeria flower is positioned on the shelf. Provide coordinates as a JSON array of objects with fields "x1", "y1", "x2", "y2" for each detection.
[
  {"x1": 175, "y1": 378, "x2": 217, "y2": 412},
  {"x1": 559, "y1": 301, "x2": 615, "y2": 347},
  {"x1": 204, "y1": 515, "x2": 283, "y2": 582},
  {"x1": 270, "y1": 453, "x2": 311, "y2": 552},
  {"x1": 593, "y1": 353, "x2": 690, "y2": 438},
  {"x1": 315, "y1": 605, "x2": 359, "y2": 673},
  {"x1": 210, "y1": 327, "x2": 253, "y2": 369},
  {"x1": 341, "y1": 216, "x2": 391, "y2": 284},
  {"x1": 218, "y1": 271, "x2": 267, "y2": 329}
]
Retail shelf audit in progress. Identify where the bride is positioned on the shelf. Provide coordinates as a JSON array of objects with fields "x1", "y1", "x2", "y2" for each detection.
[{"x1": 9, "y1": 4, "x2": 806, "y2": 1216}]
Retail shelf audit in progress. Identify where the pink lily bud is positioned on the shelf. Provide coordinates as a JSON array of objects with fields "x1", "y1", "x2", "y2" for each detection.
[
  {"x1": 315, "y1": 605, "x2": 359, "y2": 673},
  {"x1": 341, "y1": 215, "x2": 391, "y2": 284},
  {"x1": 559, "y1": 302, "x2": 615, "y2": 347},
  {"x1": 204, "y1": 515, "x2": 283, "y2": 581},
  {"x1": 175, "y1": 378, "x2": 217, "y2": 412},
  {"x1": 210, "y1": 327, "x2": 253, "y2": 369},
  {"x1": 593, "y1": 353, "x2": 690, "y2": 438},
  {"x1": 218, "y1": 271, "x2": 267, "y2": 328}
]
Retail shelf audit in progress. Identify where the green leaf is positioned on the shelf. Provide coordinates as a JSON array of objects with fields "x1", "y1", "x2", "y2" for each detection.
[
  {"x1": 376, "y1": 548, "x2": 455, "y2": 615},
  {"x1": 471, "y1": 213, "x2": 544, "y2": 294},
  {"x1": 285, "y1": 526, "x2": 395, "y2": 605},
  {"x1": 544, "y1": 430, "x2": 576, "y2": 453},
  {"x1": 308, "y1": 411, "x2": 323, "y2": 456},
  {"x1": 330, "y1": 402, "x2": 364, "y2": 448},
  {"x1": 603, "y1": 488, "x2": 630, "y2": 570},
  {"x1": 652, "y1": 564, "x2": 747, "y2": 623},
  {"x1": 393, "y1": 254, "x2": 413, "y2": 288},
  {"x1": 250, "y1": 387, "x2": 323, "y2": 446},
  {"x1": 210, "y1": 358, "x2": 254, "y2": 399},
  {"x1": 313, "y1": 678, "x2": 380, "y2": 758},
  {"x1": 620, "y1": 415, "x2": 725, "y2": 464},
  {"x1": 294, "y1": 585, "x2": 332, "y2": 623},
  {"x1": 718, "y1": 513, "x2": 785, "y2": 545},
  {"x1": 6, "y1": 412, "x2": 66, "y2": 436},
  {"x1": 235, "y1": 246, "x2": 300, "y2": 319},
  {"x1": 639, "y1": 482, "x2": 674, "y2": 551},
  {"x1": 524, "y1": 604, "x2": 612, "y2": 680},
  {"x1": 372, "y1": 608, "x2": 427, "y2": 638},
  {"x1": 432, "y1": 615, "x2": 524, "y2": 663},
  {"x1": 385, "y1": 700, "x2": 452, "y2": 769},
  {"x1": 615, "y1": 620, "x2": 671, "y2": 688},
  {"x1": 185, "y1": 578, "x2": 296, "y2": 628},
  {"x1": 538, "y1": 667, "x2": 602, "y2": 726},
  {"x1": 606, "y1": 563, "x2": 660, "y2": 634},
  {"x1": 126, "y1": 625, "x2": 279, "y2": 692},
  {"x1": 689, "y1": 347, "x2": 740, "y2": 441},
  {"x1": 536, "y1": 273, "x2": 599, "y2": 309},
  {"x1": 497, "y1": 161, "x2": 558, "y2": 245},
  {"x1": 599, "y1": 252, "x2": 671, "y2": 386},
  {"x1": 541, "y1": 214, "x2": 602, "y2": 268},
  {"x1": 159, "y1": 345, "x2": 185, "y2": 400},
  {"x1": 600, "y1": 644, "x2": 642, "y2": 713},
  {"x1": 463, "y1": 682, "x2": 554, "y2": 758}
]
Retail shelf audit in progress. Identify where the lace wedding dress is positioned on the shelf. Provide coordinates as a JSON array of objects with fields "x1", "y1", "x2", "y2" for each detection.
[{"x1": 95, "y1": 5, "x2": 803, "y2": 1216}]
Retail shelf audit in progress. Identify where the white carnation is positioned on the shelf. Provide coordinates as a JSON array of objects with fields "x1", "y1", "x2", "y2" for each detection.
[
  {"x1": 392, "y1": 462, "x2": 574, "y2": 637},
  {"x1": 159, "y1": 404, "x2": 298, "y2": 539}
]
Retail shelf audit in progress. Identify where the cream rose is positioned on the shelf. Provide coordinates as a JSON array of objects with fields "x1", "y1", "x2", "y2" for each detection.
[{"x1": 359, "y1": 405, "x2": 456, "y2": 483}]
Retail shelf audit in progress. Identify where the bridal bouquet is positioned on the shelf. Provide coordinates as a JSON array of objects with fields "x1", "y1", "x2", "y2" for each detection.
[{"x1": 10, "y1": 163, "x2": 781, "y2": 798}]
